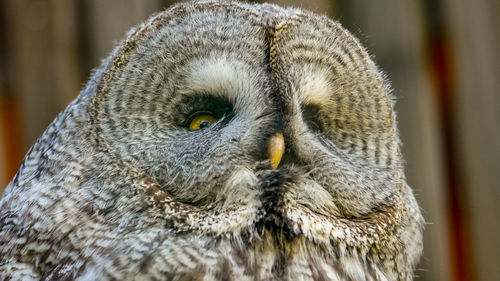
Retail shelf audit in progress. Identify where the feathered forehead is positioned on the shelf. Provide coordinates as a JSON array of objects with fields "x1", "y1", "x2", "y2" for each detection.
[{"x1": 93, "y1": 0, "x2": 391, "y2": 99}]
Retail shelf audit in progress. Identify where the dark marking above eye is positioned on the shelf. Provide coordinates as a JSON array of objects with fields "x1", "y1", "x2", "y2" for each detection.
[{"x1": 171, "y1": 95, "x2": 234, "y2": 128}]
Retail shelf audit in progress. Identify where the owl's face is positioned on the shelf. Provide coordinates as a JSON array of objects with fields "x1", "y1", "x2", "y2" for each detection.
[
  {"x1": 93, "y1": 0, "x2": 421, "y2": 273},
  {"x1": 98, "y1": 2, "x2": 405, "y2": 221},
  {"x1": 0, "y1": 1, "x2": 423, "y2": 280}
]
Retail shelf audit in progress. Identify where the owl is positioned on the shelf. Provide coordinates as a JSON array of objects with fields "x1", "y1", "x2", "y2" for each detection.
[{"x1": 0, "y1": 1, "x2": 423, "y2": 280}]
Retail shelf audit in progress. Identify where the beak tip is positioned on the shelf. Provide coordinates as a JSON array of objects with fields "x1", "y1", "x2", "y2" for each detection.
[{"x1": 268, "y1": 132, "x2": 285, "y2": 169}]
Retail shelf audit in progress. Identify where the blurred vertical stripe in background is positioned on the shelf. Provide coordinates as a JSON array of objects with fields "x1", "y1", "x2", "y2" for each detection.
[
  {"x1": 0, "y1": 97, "x2": 22, "y2": 194},
  {"x1": 0, "y1": 1, "x2": 498, "y2": 280},
  {"x1": 0, "y1": 2, "x2": 23, "y2": 193}
]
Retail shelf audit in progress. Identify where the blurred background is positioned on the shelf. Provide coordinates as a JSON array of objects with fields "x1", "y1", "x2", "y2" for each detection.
[{"x1": 0, "y1": 0, "x2": 498, "y2": 280}]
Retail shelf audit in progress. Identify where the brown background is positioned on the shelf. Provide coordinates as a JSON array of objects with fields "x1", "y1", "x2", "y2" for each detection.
[{"x1": 0, "y1": 1, "x2": 498, "y2": 281}]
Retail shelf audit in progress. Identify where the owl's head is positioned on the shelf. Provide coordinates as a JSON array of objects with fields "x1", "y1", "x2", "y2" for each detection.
[{"x1": 5, "y1": 1, "x2": 423, "y2": 280}]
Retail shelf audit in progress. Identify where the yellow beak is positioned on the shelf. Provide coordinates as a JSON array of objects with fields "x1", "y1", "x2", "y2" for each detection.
[{"x1": 268, "y1": 132, "x2": 285, "y2": 169}]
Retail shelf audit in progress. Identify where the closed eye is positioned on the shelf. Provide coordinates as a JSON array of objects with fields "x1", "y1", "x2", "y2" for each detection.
[{"x1": 302, "y1": 104, "x2": 324, "y2": 133}]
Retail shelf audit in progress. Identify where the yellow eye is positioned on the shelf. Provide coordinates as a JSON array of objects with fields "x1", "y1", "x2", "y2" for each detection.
[{"x1": 189, "y1": 114, "x2": 217, "y2": 130}]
